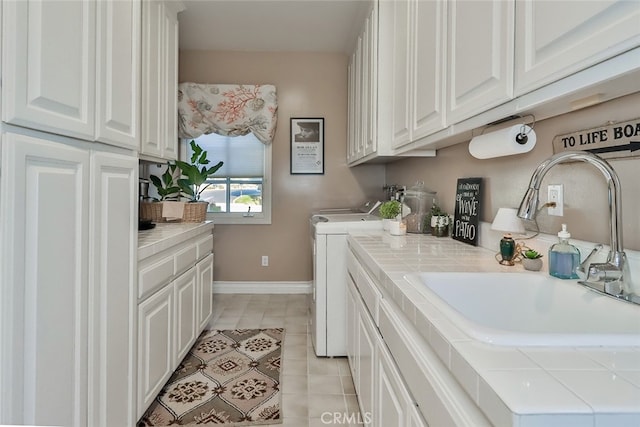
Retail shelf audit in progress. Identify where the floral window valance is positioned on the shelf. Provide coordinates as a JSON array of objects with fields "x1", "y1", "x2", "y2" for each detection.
[{"x1": 178, "y1": 83, "x2": 278, "y2": 144}]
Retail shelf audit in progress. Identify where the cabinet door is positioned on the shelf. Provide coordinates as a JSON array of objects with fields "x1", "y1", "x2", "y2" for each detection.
[
  {"x1": 362, "y1": 5, "x2": 378, "y2": 157},
  {"x1": 515, "y1": 0, "x2": 640, "y2": 95},
  {"x1": 141, "y1": 0, "x2": 182, "y2": 160},
  {"x1": 411, "y1": 0, "x2": 446, "y2": 141},
  {"x1": 88, "y1": 152, "x2": 138, "y2": 427},
  {"x1": 141, "y1": 0, "x2": 165, "y2": 158},
  {"x1": 357, "y1": 297, "x2": 376, "y2": 427},
  {"x1": 0, "y1": 132, "x2": 90, "y2": 426},
  {"x1": 197, "y1": 253, "x2": 214, "y2": 330},
  {"x1": 390, "y1": 0, "x2": 411, "y2": 147},
  {"x1": 138, "y1": 284, "x2": 174, "y2": 417},
  {"x1": 174, "y1": 269, "x2": 198, "y2": 362},
  {"x1": 346, "y1": 279, "x2": 359, "y2": 384},
  {"x1": 347, "y1": 54, "x2": 357, "y2": 163},
  {"x1": 162, "y1": 1, "x2": 181, "y2": 160},
  {"x1": 2, "y1": 0, "x2": 95, "y2": 140},
  {"x1": 376, "y1": 346, "x2": 406, "y2": 427},
  {"x1": 446, "y1": 0, "x2": 514, "y2": 124},
  {"x1": 95, "y1": 0, "x2": 141, "y2": 149}
]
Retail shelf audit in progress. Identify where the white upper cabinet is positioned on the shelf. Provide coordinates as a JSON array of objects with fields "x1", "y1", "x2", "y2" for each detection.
[
  {"x1": 347, "y1": 2, "x2": 377, "y2": 164},
  {"x1": 140, "y1": 0, "x2": 184, "y2": 161},
  {"x1": 2, "y1": 0, "x2": 96, "y2": 140},
  {"x1": 2, "y1": 0, "x2": 141, "y2": 149},
  {"x1": 446, "y1": 0, "x2": 514, "y2": 124},
  {"x1": 390, "y1": 0, "x2": 411, "y2": 148},
  {"x1": 95, "y1": 0, "x2": 141, "y2": 149},
  {"x1": 391, "y1": 0, "x2": 446, "y2": 149},
  {"x1": 412, "y1": 0, "x2": 446, "y2": 142},
  {"x1": 514, "y1": 0, "x2": 640, "y2": 96}
]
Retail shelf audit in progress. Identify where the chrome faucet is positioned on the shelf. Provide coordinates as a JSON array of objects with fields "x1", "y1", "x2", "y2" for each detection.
[{"x1": 517, "y1": 151, "x2": 639, "y2": 304}]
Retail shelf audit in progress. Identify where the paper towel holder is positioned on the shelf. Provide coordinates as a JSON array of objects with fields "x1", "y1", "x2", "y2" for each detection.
[
  {"x1": 482, "y1": 114, "x2": 536, "y2": 139},
  {"x1": 469, "y1": 114, "x2": 537, "y2": 159}
]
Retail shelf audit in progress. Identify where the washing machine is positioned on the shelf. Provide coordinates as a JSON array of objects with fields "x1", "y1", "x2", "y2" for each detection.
[{"x1": 310, "y1": 210, "x2": 382, "y2": 356}]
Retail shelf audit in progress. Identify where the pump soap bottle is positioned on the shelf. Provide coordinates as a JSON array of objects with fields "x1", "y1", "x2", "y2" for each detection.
[{"x1": 549, "y1": 224, "x2": 580, "y2": 279}]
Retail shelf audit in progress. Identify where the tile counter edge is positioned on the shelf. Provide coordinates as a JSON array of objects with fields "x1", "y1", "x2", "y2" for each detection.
[{"x1": 138, "y1": 221, "x2": 214, "y2": 260}]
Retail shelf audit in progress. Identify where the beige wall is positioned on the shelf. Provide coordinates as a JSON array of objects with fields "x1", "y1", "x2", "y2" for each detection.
[
  {"x1": 386, "y1": 92, "x2": 640, "y2": 251},
  {"x1": 179, "y1": 50, "x2": 385, "y2": 282}
]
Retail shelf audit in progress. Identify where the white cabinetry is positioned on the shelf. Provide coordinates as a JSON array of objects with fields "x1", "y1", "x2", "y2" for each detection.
[
  {"x1": 446, "y1": 0, "x2": 514, "y2": 124},
  {"x1": 390, "y1": 0, "x2": 446, "y2": 149},
  {"x1": 89, "y1": 152, "x2": 138, "y2": 427},
  {"x1": 514, "y1": 0, "x2": 640, "y2": 96},
  {"x1": 141, "y1": 0, "x2": 184, "y2": 161},
  {"x1": 347, "y1": 3, "x2": 377, "y2": 164},
  {"x1": 95, "y1": 0, "x2": 141, "y2": 149},
  {"x1": 137, "y1": 281, "x2": 175, "y2": 414},
  {"x1": 2, "y1": 0, "x2": 141, "y2": 149},
  {"x1": 346, "y1": 269, "x2": 426, "y2": 427},
  {"x1": 0, "y1": 130, "x2": 137, "y2": 426},
  {"x1": 137, "y1": 230, "x2": 214, "y2": 417},
  {"x1": 347, "y1": 246, "x2": 489, "y2": 427}
]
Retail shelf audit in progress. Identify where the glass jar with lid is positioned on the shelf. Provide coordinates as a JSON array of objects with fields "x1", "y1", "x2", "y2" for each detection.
[{"x1": 402, "y1": 181, "x2": 437, "y2": 233}]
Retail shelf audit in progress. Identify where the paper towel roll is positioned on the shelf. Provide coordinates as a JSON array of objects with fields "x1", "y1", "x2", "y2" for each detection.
[{"x1": 469, "y1": 125, "x2": 536, "y2": 159}]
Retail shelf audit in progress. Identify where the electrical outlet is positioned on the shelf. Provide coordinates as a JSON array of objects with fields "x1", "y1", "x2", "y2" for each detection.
[
  {"x1": 261, "y1": 255, "x2": 269, "y2": 267},
  {"x1": 547, "y1": 184, "x2": 564, "y2": 216}
]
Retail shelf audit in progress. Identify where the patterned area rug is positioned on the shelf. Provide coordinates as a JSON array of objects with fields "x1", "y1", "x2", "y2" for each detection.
[{"x1": 138, "y1": 328, "x2": 284, "y2": 426}]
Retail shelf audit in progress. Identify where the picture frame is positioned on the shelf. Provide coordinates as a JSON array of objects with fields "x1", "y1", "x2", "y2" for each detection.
[{"x1": 290, "y1": 117, "x2": 324, "y2": 174}]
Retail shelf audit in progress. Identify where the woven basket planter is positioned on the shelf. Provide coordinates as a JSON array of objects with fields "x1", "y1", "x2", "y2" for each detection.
[
  {"x1": 182, "y1": 202, "x2": 209, "y2": 222},
  {"x1": 139, "y1": 201, "x2": 165, "y2": 223}
]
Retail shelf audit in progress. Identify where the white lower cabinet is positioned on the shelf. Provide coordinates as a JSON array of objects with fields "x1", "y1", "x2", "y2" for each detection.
[
  {"x1": 0, "y1": 130, "x2": 137, "y2": 426},
  {"x1": 197, "y1": 254, "x2": 214, "y2": 330},
  {"x1": 137, "y1": 231, "x2": 214, "y2": 418},
  {"x1": 347, "y1": 275, "x2": 426, "y2": 427},
  {"x1": 174, "y1": 268, "x2": 198, "y2": 362},
  {"x1": 138, "y1": 283, "x2": 175, "y2": 415}
]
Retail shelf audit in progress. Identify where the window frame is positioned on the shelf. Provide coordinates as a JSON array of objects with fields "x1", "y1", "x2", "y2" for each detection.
[{"x1": 180, "y1": 137, "x2": 272, "y2": 225}]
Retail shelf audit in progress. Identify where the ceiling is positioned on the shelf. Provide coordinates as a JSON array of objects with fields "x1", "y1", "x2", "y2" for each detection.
[{"x1": 178, "y1": 0, "x2": 371, "y2": 54}]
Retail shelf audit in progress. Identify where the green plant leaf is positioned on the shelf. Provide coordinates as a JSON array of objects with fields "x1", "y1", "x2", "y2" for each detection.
[{"x1": 149, "y1": 175, "x2": 162, "y2": 188}]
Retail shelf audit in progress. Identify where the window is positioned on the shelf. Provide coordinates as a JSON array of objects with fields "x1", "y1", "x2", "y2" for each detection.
[{"x1": 184, "y1": 132, "x2": 271, "y2": 224}]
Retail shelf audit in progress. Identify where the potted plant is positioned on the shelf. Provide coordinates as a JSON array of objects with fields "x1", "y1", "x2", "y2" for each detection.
[
  {"x1": 428, "y1": 203, "x2": 451, "y2": 237},
  {"x1": 379, "y1": 200, "x2": 402, "y2": 231},
  {"x1": 149, "y1": 162, "x2": 181, "y2": 201},
  {"x1": 142, "y1": 162, "x2": 182, "y2": 222},
  {"x1": 174, "y1": 140, "x2": 224, "y2": 222},
  {"x1": 521, "y1": 248, "x2": 543, "y2": 271}
]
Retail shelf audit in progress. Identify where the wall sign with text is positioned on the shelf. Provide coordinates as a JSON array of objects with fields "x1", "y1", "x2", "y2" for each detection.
[
  {"x1": 453, "y1": 177, "x2": 482, "y2": 246},
  {"x1": 552, "y1": 118, "x2": 640, "y2": 160},
  {"x1": 290, "y1": 117, "x2": 324, "y2": 174}
]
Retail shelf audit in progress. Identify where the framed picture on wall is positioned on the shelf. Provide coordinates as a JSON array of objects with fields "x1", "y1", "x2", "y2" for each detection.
[{"x1": 290, "y1": 117, "x2": 324, "y2": 174}]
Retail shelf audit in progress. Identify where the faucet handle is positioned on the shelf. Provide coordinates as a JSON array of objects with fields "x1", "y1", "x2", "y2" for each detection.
[{"x1": 577, "y1": 244, "x2": 604, "y2": 279}]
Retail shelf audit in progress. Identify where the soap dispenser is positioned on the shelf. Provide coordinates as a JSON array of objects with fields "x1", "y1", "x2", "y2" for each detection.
[{"x1": 548, "y1": 224, "x2": 580, "y2": 279}]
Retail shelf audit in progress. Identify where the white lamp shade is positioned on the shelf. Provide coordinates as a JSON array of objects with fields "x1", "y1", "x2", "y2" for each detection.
[{"x1": 491, "y1": 208, "x2": 525, "y2": 234}]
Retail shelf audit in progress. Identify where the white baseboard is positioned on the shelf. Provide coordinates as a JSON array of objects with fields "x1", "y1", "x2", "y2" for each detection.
[{"x1": 212, "y1": 281, "x2": 312, "y2": 294}]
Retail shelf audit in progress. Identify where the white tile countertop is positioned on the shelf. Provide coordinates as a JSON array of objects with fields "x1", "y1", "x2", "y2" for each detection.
[
  {"x1": 138, "y1": 221, "x2": 214, "y2": 260},
  {"x1": 348, "y1": 231, "x2": 640, "y2": 427}
]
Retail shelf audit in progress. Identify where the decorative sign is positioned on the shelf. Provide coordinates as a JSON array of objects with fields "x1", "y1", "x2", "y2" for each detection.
[
  {"x1": 290, "y1": 117, "x2": 324, "y2": 174},
  {"x1": 453, "y1": 178, "x2": 482, "y2": 246},
  {"x1": 552, "y1": 118, "x2": 640, "y2": 160}
]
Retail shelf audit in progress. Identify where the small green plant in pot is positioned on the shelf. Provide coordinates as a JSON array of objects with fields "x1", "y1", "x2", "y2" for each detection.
[
  {"x1": 379, "y1": 200, "x2": 402, "y2": 219},
  {"x1": 379, "y1": 200, "x2": 402, "y2": 232},
  {"x1": 521, "y1": 248, "x2": 543, "y2": 271},
  {"x1": 175, "y1": 140, "x2": 224, "y2": 203},
  {"x1": 428, "y1": 203, "x2": 451, "y2": 237}
]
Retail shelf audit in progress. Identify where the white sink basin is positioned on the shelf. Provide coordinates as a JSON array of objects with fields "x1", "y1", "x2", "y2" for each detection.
[{"x1": 404, "y1": 272, "x2": 640, "y2": 346}]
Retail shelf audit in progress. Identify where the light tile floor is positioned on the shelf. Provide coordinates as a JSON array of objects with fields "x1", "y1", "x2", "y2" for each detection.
[{"x1": 209, "y1": 294, "x2": 363, "y2": 427}]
